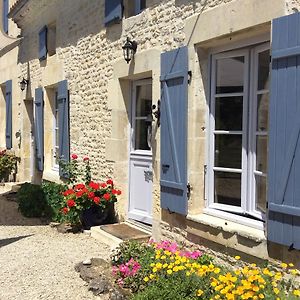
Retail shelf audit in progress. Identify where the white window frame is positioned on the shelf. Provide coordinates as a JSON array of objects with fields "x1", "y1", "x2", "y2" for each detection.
[
  {"x1": 206, "y1": 41, "x2": 270, "y2": 229},
  {"x1": 52, "y1": 91, "x2": 59, "y2": 171}
]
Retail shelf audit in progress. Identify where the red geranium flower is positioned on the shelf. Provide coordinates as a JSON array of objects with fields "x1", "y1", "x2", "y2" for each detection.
[
  {"x1": 116, "y1": 190, "x2": 121, "y2": 195},
  {"x1": 88, "y1": 192, "x2": 95, "y2": 199},
  {"x1": 71, "y1": 153, "x2": 78, "y2": 160},
  {"x1": 103, "y1": 193, "x2": 111, "y2": 201},
  {"x1": 93, "y1": 197, "x2": 100, "y2": 205},
  {"x1": 67, "y1": 199, "x2": 76, "y2": 208},
  {"x1": 100, "y1": 183, "x2": 107, "y2": 188},
  {"x1": 112, "y1": 189, "x2": 118, "y2": 195},
  {"x1": 63, "y1": 189, "x2": 75, "y2": 196},
  {"x1": 75, "y1": 183, "x2": 85, "y2": 190},
  {"x1": 62, "y1": 207, "x2": 69, "y2": 215},
  {"x1": 83, "y1": 156, "x2": 89, "y2": 161},
  {"x1": 89, "y1": 181, "x2": 100, "y2": 190},
  {"x1": 76, "y1": 191, "x2": 84, "y2": 198},
  {"x1": 106, "y1": 179, "x2": 113, "y2": 185}
]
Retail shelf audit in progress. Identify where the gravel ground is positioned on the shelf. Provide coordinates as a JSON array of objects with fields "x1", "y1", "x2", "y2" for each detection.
[{"x1": 0, "y1": 195, "x2": 111, "y2": 300}]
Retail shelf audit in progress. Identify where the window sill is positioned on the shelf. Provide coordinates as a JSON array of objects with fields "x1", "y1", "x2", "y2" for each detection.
[
  {"x1": 43, "y1": 169, "x2": 60, "y2": 183},
  {"x1": 187, "y1": 211, "x2": 266, "y2": 243}
]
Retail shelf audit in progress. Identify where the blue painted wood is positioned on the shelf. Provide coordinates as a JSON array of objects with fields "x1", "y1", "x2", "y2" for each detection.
[
  {"x1": 34, "y1": 88, "x2": 44, "y2": 171},
  {"x1": 104, "y1": 0, "x2": 122, "y2": 26},
  {"x1": 5, "y1": 80, "x2": 12, "y2": 149},
  {"x1": 3, "y1": 0, "x2": 8, "y2": 34},
  {"x1": 160, "y1": 46, "x2": 188, "y2": 215},
  {"x1": 268, "y1": 12, "x2": 300, "y2": 249},
  {"x1": 39, "y1": 26, "x2": 47, "y2": 61},
  {"x1": 57, "y1": 80, "x2": 69, "y2": 177}
]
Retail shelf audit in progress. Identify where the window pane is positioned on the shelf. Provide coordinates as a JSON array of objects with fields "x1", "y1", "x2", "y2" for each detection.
[
  {"x1": 55, "y1": 147, "x2": 59, "y2": 165},
  {"x1": 136, "y1": 84, "x2": 152, "y2": 117},
  {"x1": 215, "y1": 96, "x2": 243, "y2": 130},
  {"x1": 55, "y1": 129, "x2": 59, "y2": 147},
  {"x1": 214, "y1": 171, "x2": 241, "y2": 207},
  {"x1": 135, "y1": 119, "x2": 150, "y2": 150},
  {"x1": 257, "y1": 50, "x2": 270, "y2": 90},
  {"x1": 216, "y1": 56, "x2": 244, "y2": 94},
  {"x1": 215, "y1": 134, "x2": 242, "y2": 169},
  {"x1": 257, "y1": 94, "x2": 269, "y2": 131},
  {"x1": 256, "y1": 175, "x2": 266, "y2": 213},
  {"x1": 256, "y1": 135, "x2": 268, "y2": 173}
]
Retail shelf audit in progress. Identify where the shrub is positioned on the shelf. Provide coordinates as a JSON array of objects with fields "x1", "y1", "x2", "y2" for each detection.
[
  {"x1": 17, "y1": 183, "x2": 48, "y2": 218},
  {"x1": 41, "y1": 181, "x2": 67, "y2": 222}
]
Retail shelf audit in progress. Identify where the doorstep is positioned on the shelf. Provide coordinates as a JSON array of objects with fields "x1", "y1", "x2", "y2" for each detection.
[{"x1": 90, "y1": 222, "x2": 151, "y2": 248}]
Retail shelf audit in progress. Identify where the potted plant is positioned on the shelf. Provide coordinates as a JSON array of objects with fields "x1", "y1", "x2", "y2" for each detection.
[
  {"x1": 0, "y1": 149, "x2": 19, "y2": 182},
  {"x1": 59, "y1": 154, "x2": 121, "y2": 230}
]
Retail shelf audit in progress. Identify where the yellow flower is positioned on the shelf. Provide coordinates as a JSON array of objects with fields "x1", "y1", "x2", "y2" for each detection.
[
  {"x1": 163, "y1": 263, "x2": 168, "y2": 269},
  {"x1": 186, "y1": 271, "x2": 191, "y2": 276},
  {"x1": 152, "y1": 267, "x2": 158, "y2": 273},
  {"x1": 291, "y1": 269, "x2": 299, "y2": 275},
  {"x1": 258, "y1": 294, "x2": 264, "y2": 299},
  {"x1": 196, "y1": 289, "x2": 203, "y2": 297},
  {"x1": 143, "y1": 277, "x2": 149, "y2": 282},
  {"x1": 273, "y1": 288, "x2": 280, "y2": 295},
  {"x1": 167, "y1": 269, "x2": 172, "y2": 275},
  {"x1": 293, "y1": 290, "x2": 300, "y2": 296},
  {"x1": 235, "y1": 256, "x2": 241, "y2": 260},
  {"x1": 149, "y1": 274, "x2": 155, "y2": 280},
  {"x1": 289, "y1": 263, "x2": 294, "y2": 267},
  {"x1": 214, "y1": 268, "x2": 221, "y2": 274},
  {"x1": 280, "y1": 263, "x2": 288, "y2": 268}
]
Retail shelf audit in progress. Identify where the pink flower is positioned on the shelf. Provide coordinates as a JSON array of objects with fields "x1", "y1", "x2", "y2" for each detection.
[{"x1": 71, "y1": 153, "x2": 78, "y2": 160}]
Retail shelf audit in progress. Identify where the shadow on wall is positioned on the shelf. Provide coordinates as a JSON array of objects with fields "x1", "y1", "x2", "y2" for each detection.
[{"x1": 0, "y1": 234, "x2": 33, "y2": 248}]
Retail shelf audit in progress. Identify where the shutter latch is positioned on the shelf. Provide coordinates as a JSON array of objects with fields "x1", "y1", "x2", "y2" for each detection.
[
  {"x1": 188, "y1": 71, "x2": 192, "y2": 84},
  {"x1": 187, "y1": 182, "x2": 191, "y2": 198}
]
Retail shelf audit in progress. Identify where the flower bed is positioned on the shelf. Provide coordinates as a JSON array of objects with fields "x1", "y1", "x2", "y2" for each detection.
[{"x1": 110, "y1": 240, "x2": 300, "y2": 300}]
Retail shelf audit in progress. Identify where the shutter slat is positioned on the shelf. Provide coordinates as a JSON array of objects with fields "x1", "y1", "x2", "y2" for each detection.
[
  {"x1": 34, "y1": 88, "x2": 44, "y2": 171},
  {"x1": 104, "y1": 0, "x2": 122, "y2": 26},
  {"x1": 268, "y1": 12, "x2": 300, "y2": 249},
  {"x1": 160, "y1": 46, "x2": 188, "y2": 215},
  {"x1": 39, "y1": 26, "x2": 47, "y2": 61},
  {"x1": 57, "y1": 80, "x2": 69, "y2": 177},
  {"x1": 5, "y1": 80, "x2": 12, "y2": 149}
]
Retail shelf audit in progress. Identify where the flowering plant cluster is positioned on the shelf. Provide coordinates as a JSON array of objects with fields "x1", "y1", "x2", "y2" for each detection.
[
  {"x1": 0, "y1": 149, "x2": 19, "y2": 181},
  {"x1": 59, "y1": 154, "x2": 121, "y2": 225},
  {"x1": 111, "y1": 240, "x2": 300, "y2": 300}
]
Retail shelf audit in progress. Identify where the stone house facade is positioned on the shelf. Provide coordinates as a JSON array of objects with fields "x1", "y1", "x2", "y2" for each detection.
[{"x1": 1, "y1": 0, "x2": 300, "y2": 266}]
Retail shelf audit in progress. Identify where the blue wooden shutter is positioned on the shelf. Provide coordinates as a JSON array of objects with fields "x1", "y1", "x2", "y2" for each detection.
[
  {"x1": 134, "y1": 0, "x2": 142, "y2": 15},
  {"x1": 268, "y1": 12, "x2": 300, "y2": 250},
  {"x1": 5, "y1": 80, "x2": 12, "y2": 149},
  {"x1": 3, "y1": 0, "x2": 8, "y2": 34},
  {"x1": 160, "y1": 46, "x2": 188, "y2": 215},
  {"x1": 105, "y1": 0, "x2": 122, "y2": 26},
  {"x1": 57, "y1": 80, "x2": 70, "y2": 177},
  {"x1": 39, "y1": 26, "x2": 47, "y2": 61},
  {"x1": 34, "y1": 88, "x2": 44, "y2": 171}
]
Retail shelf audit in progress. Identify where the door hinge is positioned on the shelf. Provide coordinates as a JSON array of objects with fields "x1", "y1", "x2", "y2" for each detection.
[
  {"x1": 187, "y1": 183, "x2": 191, "y2": 198},
  {"x1": 188, "y1": 71, "x2": 192, "y2": 84}
]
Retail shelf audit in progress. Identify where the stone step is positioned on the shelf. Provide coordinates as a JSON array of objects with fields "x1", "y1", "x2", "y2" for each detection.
[{"x1": 90, "y1": 222, "x2": 151, "y2": 249}]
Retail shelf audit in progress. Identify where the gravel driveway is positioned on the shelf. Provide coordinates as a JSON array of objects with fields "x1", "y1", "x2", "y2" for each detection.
[{"x1": 0, "y1": 195, "x2": 111, "y2": 300}]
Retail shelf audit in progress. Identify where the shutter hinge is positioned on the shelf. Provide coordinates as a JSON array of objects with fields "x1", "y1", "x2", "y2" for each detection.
[
  {"x1": 188, "y1": 71, "x2": 192, "y2": 84},
  {"x1": 269, "y1": 55, "x2": 272, "y2": 63},
  {"x1": 266, "y1": 201, "x2": 268, "y2": 209},
  {"x1": 187, "y1": 182, "x2": 191, "y2": 198}
]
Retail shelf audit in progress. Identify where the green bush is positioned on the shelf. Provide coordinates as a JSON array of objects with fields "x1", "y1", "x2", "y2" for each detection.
[
  {"x1": 0, "y1": 149, "x2": 19, "y2": 181},
  {"x1": 17, "y1": 183, "x2": 48, "y2": 218},
  {"x1": 41, "y1": 181, "x2": 67, "y2": 222}
]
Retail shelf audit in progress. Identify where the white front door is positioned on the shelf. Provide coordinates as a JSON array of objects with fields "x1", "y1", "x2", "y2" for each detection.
[{"x1": 128, "y1": 79, "x2": 153, "y2": 225}]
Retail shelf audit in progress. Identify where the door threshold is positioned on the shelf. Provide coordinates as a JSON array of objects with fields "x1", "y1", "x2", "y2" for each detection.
[{"x1": 126, "y1": 219, "x2": 152, "y2": 234}]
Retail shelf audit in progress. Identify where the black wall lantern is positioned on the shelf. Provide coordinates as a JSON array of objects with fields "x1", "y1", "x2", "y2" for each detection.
[
  {"x1": 122, "y1": 37, "x2": 137, "y2": 64},
  {"x1": 19, "y1": 78, "x2": 29, "y2": 91}
]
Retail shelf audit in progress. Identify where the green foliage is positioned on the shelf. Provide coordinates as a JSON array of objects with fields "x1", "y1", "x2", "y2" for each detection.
[
  {"x1": 17, "y1": 183, "x2": 48, "y2": 218},
  {"x1": 0, "y1": 150, "x2": 19, "y2": 181},
  {"x1": 41, "y1": 181, "x2": 67, "y2": 222},
  {"x1": 131, "y1": 273, "x2": 207, "y2": 300}
]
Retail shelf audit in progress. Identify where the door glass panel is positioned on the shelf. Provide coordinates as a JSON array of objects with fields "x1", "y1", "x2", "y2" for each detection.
[
  {"x1": 136, "y1": 85, "x2": 152, "y2": 117},
  {"x1": 257, "y1": 94, "x2": 269, "y2": 131},
  {"x1": 257, "y1": 50, "x2": 270, "y2": 90},
  {"x1": 216, "y1": 56, "x2": 245, "y2": 94},
  {"x1": 215, "y1": 96, "x2": 243, "y2": 130},
  {"x1": 256, "y1": 135, "x2": 268, "y2": 173},
  {"x1": 255, "y1": 175, "x2": 266, "y2": 213},
  {"x1": 215, "y1": 134, "x2": 242, "y2": 169},
  {"x1": 214, "y1": 171, "x2": 241, "y2": 206}
]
